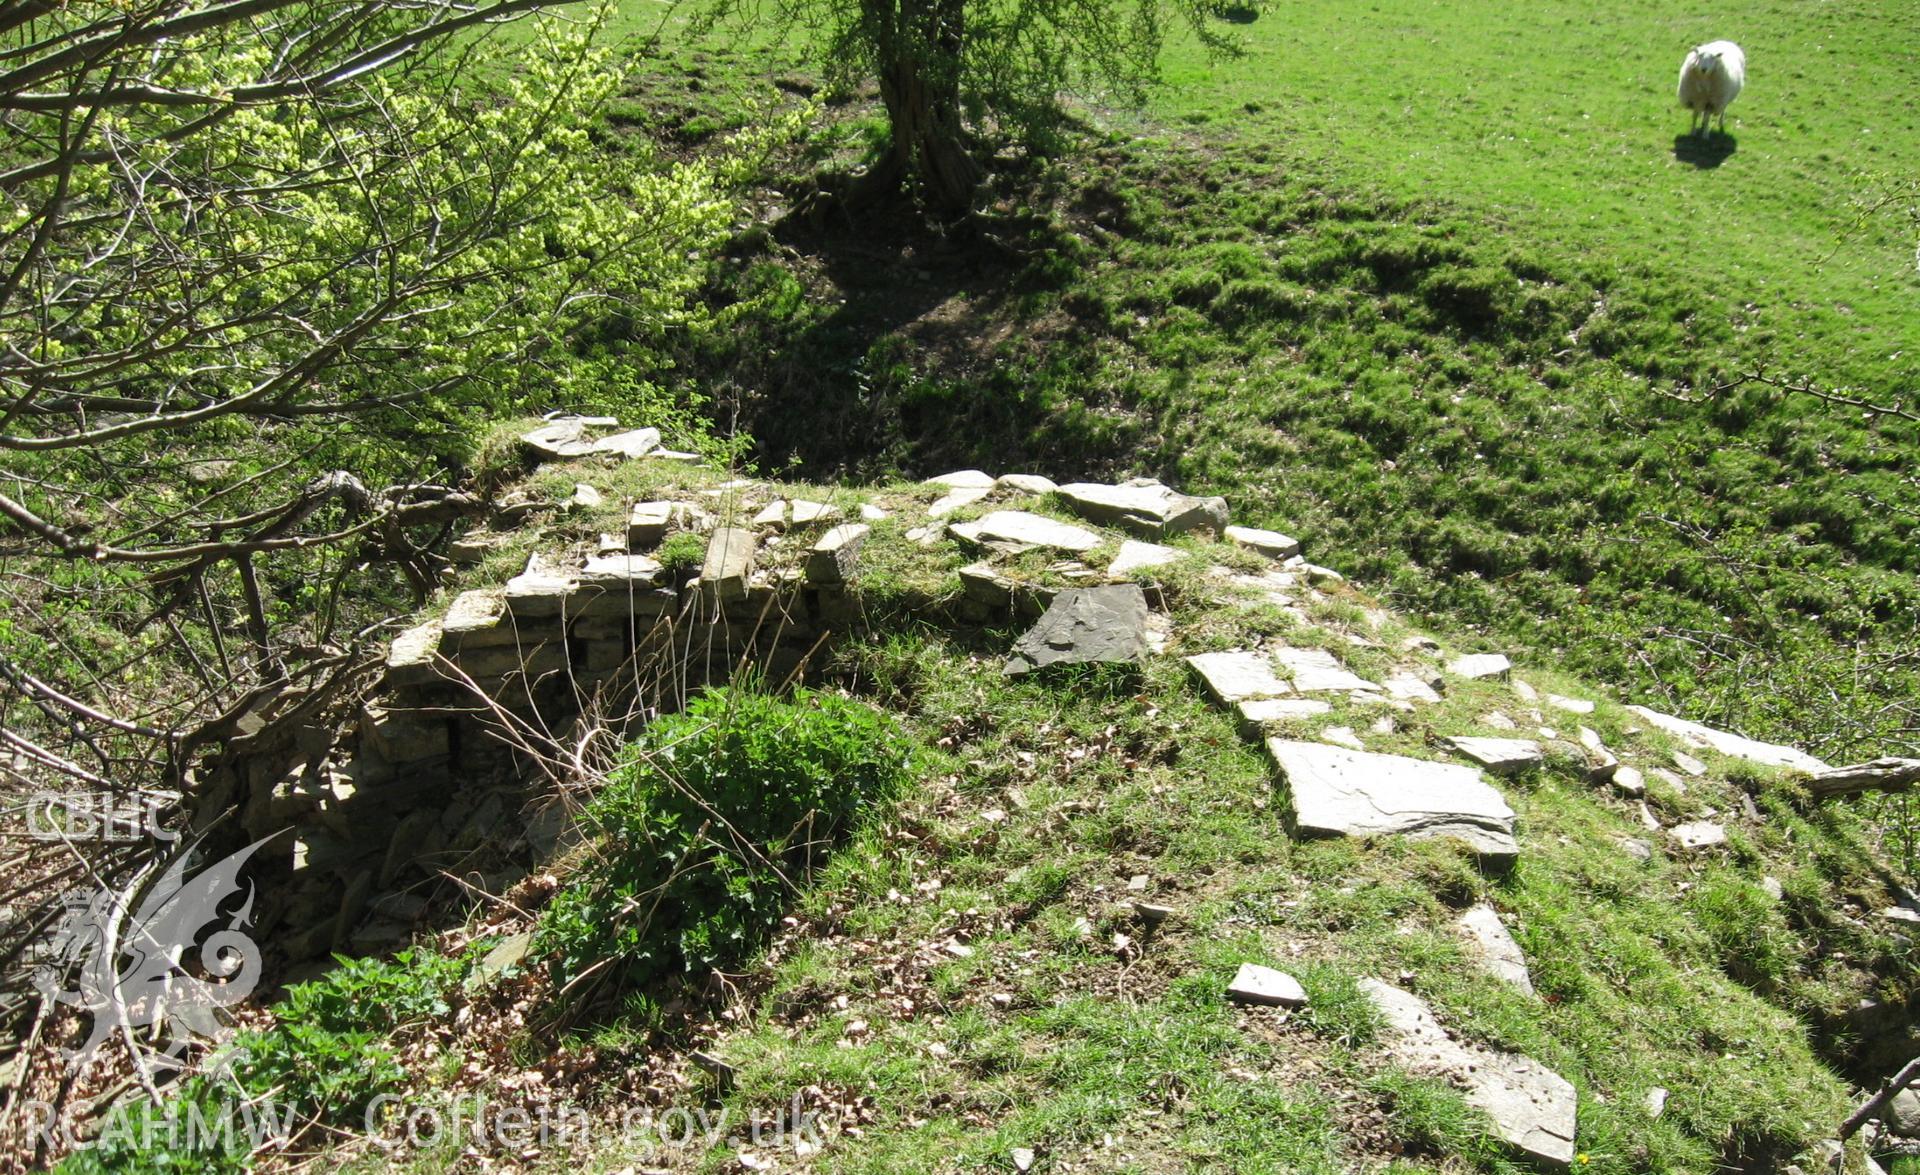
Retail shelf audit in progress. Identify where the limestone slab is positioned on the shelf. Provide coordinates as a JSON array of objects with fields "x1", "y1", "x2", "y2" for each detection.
[
  {"x1": 1236, "y1": 697, "x2": 1332, "y2": 725},
  {"x1": 1382, "y1": 672, "x2": 1443, "y2": 704},
  {"x1": 1669, "y1": 821, "x2": 1727, "y2": 851},
  {"x1": 385, "y1": 620, "x2": 442, "y2": 686},
  {"x1": 504, "y1": 553, "x2": 575, "y2": 618},
  {"x1": 698, "y1": 527, "x2": 756, "y2": 605},
  {"x1": 1226, "y1": 963, "x2": 1307, "y2": 1007},
  {"x1": 1320, "y1": 726, "x2": 1365, "y2": 751},
  {"x1": 579, "y1": 553, "x2": 664, "y2": 589},
  {"x1": 1272, "y1": 646, "x2": 1378, "y2": 692},
  {"x1": 1611, "y1": 765, "x2": 1647, "y2": 798},
  {"x1": 439, "y1": 590, "x2": 516, "y2": 651},
  {"x1": 928, "y1": 486, "x2": 991, "y2": 518},
  {"x1": 1360, "y1": 979, "x2": 1576, "y2": 1168},
  {"x1": 1446, "y1": 737, "x2": 1544, "y2": 776},
  {"x1": 1626, "y1": 705, "x2": 1831, "y2": 774},
  {"x1": 924, "y1": 469, "x2": 995, "y2": 489},
  {"x1": 1003, "y1": 585, "x2": 1151, "y2": 676},
  {"x1": 997, "y1": 473, "x2": 1058, "y2": 495},
  {"x1": 1448, "y1": 652, "x2": 1513, "y2": 681},
  {"x1": 1108, "y1": 540, "x2": 1184, "y2": 576},
  {"x1": 1457, "y1": 904, "x2": 1535, "y2": 995},
  {"x1": 806, "y1": 523, "x2": 871, "y2": 584},
  {"x1": 1267, "y1": 740, "x2": 1519, "y2": 863},
  {"x1": 1224, "y1": 525, "x2": 1302, "y2": 560},
  {"x1": 1055, "y1": 480, "x2": 1229, "y2": 538},
  {"x1": 751, "y1": 499, "x2": 842, "y2": 531},
  {"x1": 588, "y1": 427, "x2": 661, "y2": 459},
  {"x1": 520, "y1": 419, "x2": 599, "y2": 459},
  {"x1": 961, "y1": 510, "x2": 1102, "y2": 554},
  {"x1": 627, "y1": 500, "x2": 696, "y2": 548},
  {"x1": 1186, "y1": 651, "x2": 1290, "y2": 704}
]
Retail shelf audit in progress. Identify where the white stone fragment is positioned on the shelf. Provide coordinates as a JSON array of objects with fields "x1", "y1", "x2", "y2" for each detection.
[
  {"x1": 1226, "y1": 963, "x2": 1307, "y2": 1008},
  {"x1": 1267, "y1": 740, "x2": 1519, "y2": 863},
  {"x1": 1457, "y1": 904, "x2": 1535, "y2": 995},
  {"x1": 1627, "y1": 705, "x2": 1831, "y2": 774},
  {"x1": 1187, "y1": 651, "x2": 1291, "y2": 704},
  {"x1": 1224, "y1": 525, "x2": 1302, "y2": 560},
  {"x1": 1448, "y1": 652, "x2": 1513, "y2": 681}
]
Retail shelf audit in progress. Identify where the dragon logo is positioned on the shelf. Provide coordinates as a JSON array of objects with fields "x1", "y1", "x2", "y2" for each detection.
[{"x1": 32, "y1": 834, "x2": 277, "y2": 1076}]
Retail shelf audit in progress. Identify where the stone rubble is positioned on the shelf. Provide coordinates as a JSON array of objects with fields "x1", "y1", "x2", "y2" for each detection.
[
  {"x1": 1055, "y1": 479, "x2": 1229, "y2": 538},
  {"x1": 1360, "y1": 979, "x2": 1577, "y2": 1168},
  {"x1": 1456, "y1": 904, "x2": 1536, "y2": 995},
  {"x1": 1266, "y1": 740, "x2": 1519, "y2": 864},
  {"x1": 1627, "y1": 705, "x2": 1832, "y2": 774},
  {"x1": 1445, "y1": 736, "x2": 1544, "y2": 776},
  {"x1": 1447, "y1": 652, "x2": 1513, "y2": 681},
  {"x1": 1226, "y1": 963, "x2": 1308, "y2": 1007},
  {"x1": 1186, "y1": 651, "x2": 1292, "y2": 705},
  {"x1": 1003, "y1": 585, "x2": 1151, "y2": 676}
]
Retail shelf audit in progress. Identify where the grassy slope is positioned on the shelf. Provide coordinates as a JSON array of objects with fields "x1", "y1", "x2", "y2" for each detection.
[
  {"x1": 620, "y1": 0, "x2": 1920, "y2": 778},
  {"x1": 128, "y1": 8, "x2": 1920, "y2": 1172},
  {"x1": 275, "y1": 468, "x2": 1914, "y2": 1175},
  {"x1": 1151, "y1": 0, "x2": 1920, "y2": 388}
]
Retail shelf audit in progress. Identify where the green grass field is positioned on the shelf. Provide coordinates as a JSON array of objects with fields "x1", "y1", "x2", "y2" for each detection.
[
  {"x1": 597, "y1": 0, "x2": 1919, "y2": 771},
  {"x1": 1153, "y1": 0, "x2": 1920, "y2": 391}
]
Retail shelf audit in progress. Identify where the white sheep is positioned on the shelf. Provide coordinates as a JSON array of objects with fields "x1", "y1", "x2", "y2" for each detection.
[{"x1": 1677, "y1": 40, "x2": 1746, "y2": 136}]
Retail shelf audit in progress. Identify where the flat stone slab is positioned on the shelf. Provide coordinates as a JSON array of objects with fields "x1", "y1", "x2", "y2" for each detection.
[
  {"x1": 958, "y1": 510, "x2": 1102, "y2": 554},
  {"x1": 386, "y1": 619, "x2": 443, "y2": 685},
  {"x1": 519, "y1": 419, "x2": 660, "y2": 461},
  {"x1": 628, "y1": 500, "x2": 701, "y2": 548},
  {"x1": 806, "y1": 523, "x2": 870, "y2": 584},
  {"x1": 588, "y1": 428, "x2": 661, "y2": 459},
  {"x1": 579, "y1": 553, "x2": 664, "y2": 588},
  {"x1": 928, "y1": 486, "x2": 991, "y2": 518},
  {"x1": 1224, "y1": 525, "x2": 1302, "y2": 560},
  {"x1": 1626, "y1": 705, "x2": 1831, "y2": 774},
  {"x1": 698, "y1": 527, "x2": 757, "y2": 604},
  {"x1": 1383, "y1": 672, "x2": 1443, "y2": 704},
  {"x1": 504, "y1": 553, "x2": 576, "y2": 617},
  {"x1": 1267, "y1": 740, "x2": 1518, "y2": 863},
  {"x1": 1669, "y1": 821, "x2": 1727, "y2": 851},
  {"x1": 751, "y1": 499, "x2": 842, "y2": 531},
  {"x1": 1448, "y1": 652, "x2": 1513, "y2": 681},
  {"x1": 1545, "y1": 693, "x2": 1595, "y2": 715},
  {"x1": 996, "y1": 473, "x2": 1058, "y2": 495},
  {"x1": 439, "y1": 590, "x2": 512, "y2": 650},
  {"x1": 1108, "y1": 539, "x2": 1184, "y2": 576},
  {"x1": 1004, "y1": 585, "x2": 1151, "y2": 676},
  {"x1": 1611, "y1": 765, "x2": 1647, "y2": 797},
  {"x1": 1360, "y1": 979, "x2": 1576, "y2": 1168},
  {"x1": 1055, "y1": 480, "x2": 1228, "y2": 538},
  {"x1": 924, "y1": 469, "x2": 995, "y2": 489},
  {"x1": 1446, "y1": 737, "x2": 1544, "y2": 776},
  {"x1": 1272, "y1": 646, "x2": 1378, "y2": 692},
  {"x1": 1320, "y1": 726, "x2": 1366, "y2": 751},
  {"x1": 1457, "y1": 904, "x2": 1535, "y2": 995},
  {"x1": 1187, "y1": 651, "x2": 1291, "y2": 704},
  {"x1": 1237, "y1": 697, "x2": 1332, "y2": 724},
  {"x1": 520, "y1": 418, "x2": 600, "y2": 459},
  {"x1": 1226, "y1": 963, "x2": 1307, "y2": 1008}
]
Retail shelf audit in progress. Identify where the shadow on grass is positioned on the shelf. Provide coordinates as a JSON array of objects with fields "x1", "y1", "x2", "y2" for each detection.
[
  {"x1": 1673, "y1": 131, "x2": 1737, "y2": 169},
  {"x1": 710, "y1": 179, "x2": 1140, "y2": 483}
]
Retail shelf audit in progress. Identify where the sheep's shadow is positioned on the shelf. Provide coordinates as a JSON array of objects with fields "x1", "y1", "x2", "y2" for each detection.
[{"x1": 1673, "y1": 131, "x2": 1737, "y2": 169}]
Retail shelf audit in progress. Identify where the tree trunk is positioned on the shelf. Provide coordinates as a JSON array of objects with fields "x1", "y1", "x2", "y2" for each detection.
[{"x1": 866, "y1": 0, "x2": 981, "y2": 217}]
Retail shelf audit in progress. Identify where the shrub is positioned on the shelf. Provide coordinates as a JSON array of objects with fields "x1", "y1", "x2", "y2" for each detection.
[
  {"x1": 540, "y1": 686, "x2": 917, "y2": 992},
  {"x1": 58, "y1": 949, "x2": 469, "y2": 1172},
  {"x1": 655, "y1": 530, "x2": 709, "y2": 573}
]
